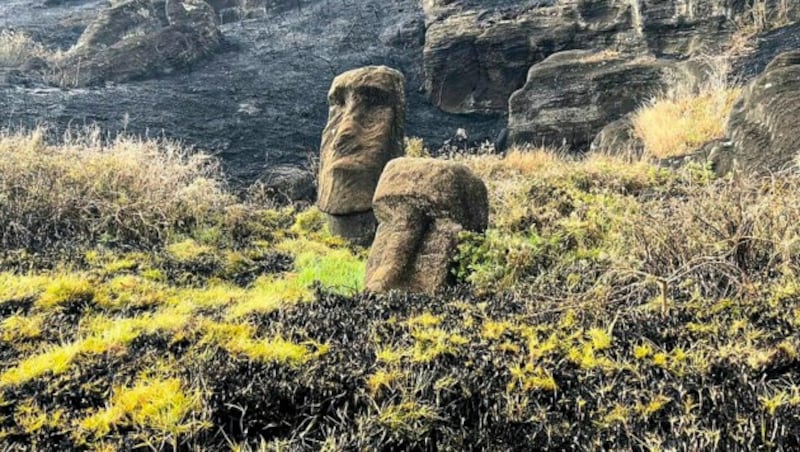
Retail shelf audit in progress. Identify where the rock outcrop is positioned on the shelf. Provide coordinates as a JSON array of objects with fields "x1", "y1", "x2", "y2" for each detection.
[
  {"x1": 49, "y1": 0, "x2": 221, "y2": 87},
  {"x1": 366, "y1": 158, "x2": 488, "y2": 295},
  {"x1": 317, "y1": 66, "x2": 406, "y2": 245},
  {"x1": 72, "y1": 0, "x2": 161, "y2": 51},
  {"x1": 716, "y1": 51, "x2": 800, "y2": 174},
  {"x1": 508, "y1": 50, "x2": 679, "y2": 150},
  {"x1": 422, "y1": 0, "x2": 633, "y2": 115},
  {"x1": 421, "y1": 0, "x2": 800, "y2": 116}
]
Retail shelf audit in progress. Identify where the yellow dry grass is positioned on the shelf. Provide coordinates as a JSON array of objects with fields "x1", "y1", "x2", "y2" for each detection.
[
  {"x1": 0, "y1": 127, "x2": 231, "y2": 248},
  {"x1": 633, "y1": 87, "x2": 742, "y2": 159},
  {"x1": 632, "y1": 56, "x2": 742, "y2": 159},
  {"x1": 0, "y1": 30, "x2": 48, "y2": 66}
]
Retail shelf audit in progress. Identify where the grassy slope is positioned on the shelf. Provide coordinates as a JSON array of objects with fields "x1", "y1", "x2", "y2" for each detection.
[{"x1": 0, "y1": 128, "x2": 799, "y2": 450}]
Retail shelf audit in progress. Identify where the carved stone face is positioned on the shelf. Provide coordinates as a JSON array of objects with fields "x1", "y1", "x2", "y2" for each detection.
[
  {"x1": 317, "y1": 66, "x2": 405, "y2": 216},
  {"x1": 365, "y1": 158, "x2": 488, "y2": 295}
]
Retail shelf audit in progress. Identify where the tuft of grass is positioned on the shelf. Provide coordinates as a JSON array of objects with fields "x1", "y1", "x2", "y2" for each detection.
[
  {"x1": 0, "y1": 342, "x2": 83, "y2": 387},
  {"x1": 200, "y1": 321, "x2": 328, "y2": 365},
  {"x1": 0, "y1": 128, "x2": 232, "y2": 250},
  {"x1": 1, "y1": 314, "x2": 43, "y2": 342},
  {"x1": 76, "y1": 377, "x2": 207, "y2": 444},
  {"x1": 15, "y1": 401, "x2": 65, "y2": 435},
  {"x1": 633, "y1": 57, "x2": 741, "y2": 159},
  {"x1": 0, "y1": 272, "x2": 50, "y2": 303},
  {"x1": 0, "y1": 30, "x2": 48, "y2": 66},
  {"x1": 166, "y1": 239, "x2": 215, "y2": 263},
  {"x1": 633, "y1": 88, "x2": 741, "y2": 158},
  {"x1": 376, "y1": 400, "x2": 440, "y2": 436},
  {"x1": 405, "y1": 137, "x2": 431, "y2": 158},
  {"x1": 508, "y1": 364, "x2": 558, "y2": 392},
  {"x1": 36, "y1": 275, "x2": 95, "y2": 309}
]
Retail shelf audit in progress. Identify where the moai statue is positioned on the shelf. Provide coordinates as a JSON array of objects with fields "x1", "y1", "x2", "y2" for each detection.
[
  {"x1": 317, "y1": 66, "x2": 406, "y2": 245},
  {"x1": 365, "y1": 157, "x2": 489, "y2": 295}
]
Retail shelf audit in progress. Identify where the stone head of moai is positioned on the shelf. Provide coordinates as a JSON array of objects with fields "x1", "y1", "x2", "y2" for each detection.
[
  {"x1": 317, "y1": 66, "x2": 406, "y2": 245},
  {"x1": 365, "y1": 158, "x2": 489, "y2": 295}
]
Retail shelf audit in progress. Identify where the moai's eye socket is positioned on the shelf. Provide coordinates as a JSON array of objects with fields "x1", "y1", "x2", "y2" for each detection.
[
  {"x1": 358, "y1": 87, "x2": 391, "y2": 108},
  {"x1": 329, "y1": 88, "x2": 346, "y2": 107}
]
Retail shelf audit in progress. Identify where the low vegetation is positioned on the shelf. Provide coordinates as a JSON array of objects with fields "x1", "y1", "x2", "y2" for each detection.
[
  {"x1": 0, "y1": 127, "x2": 236, "y2": 251},
  {"x1": 632, "y1": 57, "x2": 741, "y2": 159},
  {"x1": 0, "y1": 30, "x2": 49, "y2": 67},
  {"x1": 1, "y1": 130, "x2": 799, "y2": 449}
]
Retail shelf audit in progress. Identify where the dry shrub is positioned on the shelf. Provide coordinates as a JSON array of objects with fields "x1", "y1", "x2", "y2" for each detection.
[
  {"x1": 0, "y1": 30, "x2": 48, "y2": 66},
  {"x1": 616, "y1": 171, "x2": 800, "y2": 305},
  {"x1": 0, "y1": 128, "x2": 233, "y2": 250},
  {"x1": 457, "y1": 145, "x2": 800, "y2": 313},
  {"x1": 633, "y1": 57, "x2": 741, "y2": 159}
]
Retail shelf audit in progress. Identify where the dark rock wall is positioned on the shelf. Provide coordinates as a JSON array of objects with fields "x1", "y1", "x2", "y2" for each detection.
[
  {"x1": 421, "y1": 0, "x2": 800, "y2": 115},
  {"x1": 723, "y1": 51, "x2": 800, "y2": 174}
]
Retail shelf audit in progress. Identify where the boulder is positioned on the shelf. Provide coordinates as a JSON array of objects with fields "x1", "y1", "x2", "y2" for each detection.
[
  {"x1": 422, "y1": 1, "x2": 633, "y2": 114},
  {"x1": 365, "y1": 158, "x2": 488, "y2": 295},
  {"x1": 508, "y1": 50, "x2": 675, "y2": 150},
  {"x1": 317, "y1": 66, "x2": 406, "y2": 245},
  {"x1": 718, "y1": 51, "x2": 800, "y2": 174},
  {"x1": 49, "y1": 0, "x2": 221, "y2": 87},
  {"x1": 73, "y1": 0, "x2": 161, "y2": 51},
  {"x1": 259, "y1": 165, "x2": 316, "y2": 204},
  {"x1": 590, "y1": 115, "x2": 644, "y2": 159}
]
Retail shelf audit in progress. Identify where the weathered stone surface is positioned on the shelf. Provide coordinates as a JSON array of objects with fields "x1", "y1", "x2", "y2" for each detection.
[
  {"x1": 590, "y1": 114, "x2": 644, "y2": 159},
  {"x1": 734, "y1": 22, "x2": 800, "y2": 82},
  {"x1": 207, "y1": 0, "x2": 305, "y2": 23},
  {"x1": 421, "y1": 0, "x2": 799, "y2": 116},
  {"x1": 422, "y1": 1, "x2": 634, "y2": 114},
  {"x1": 49, "y1": 0, "x2": 221, "y2": 87},
  {"x1": 365, "y1": 158, "x2": 488, "y2": 295},
  {"x1": 718, "y1": 51, "x2": 800, "y2": 174},
  {"x1": 259, "y1": 164, "x2": 315, "y2": 204},
  {"x1": 508, "y1": 50, "x2": 676, "y2": 150},
  {"x1": 72, "y1": 0, "x2": 160, "y2": 51},
  {"x1": 317, "y1": 66, "x2": 405, "y2": 244}
]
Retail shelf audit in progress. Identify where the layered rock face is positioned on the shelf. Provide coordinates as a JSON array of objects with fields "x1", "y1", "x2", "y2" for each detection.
[
  {"x1": 715, "y1": 51, "x2": 800, "y2": 174},
  {"x1": 206, "y1": 0, "x2": 301, "y2": 23},
  {"x1": 422, "y1": 0, "x2": 634, "y2": 115},
  {"x1": 422, "y1": 0, "x2": 800, "y2": 116},
  {"x1": 508, "y1": 50, "x2": 677, "y2": 150},
  {"x1": 366, "y1": 158, "x2": 488, "y2": 295},
  {"x1": 48, "y1": 0, "x2": 221, "y2": 87},
  {"x1": 317, "y1": 66, "x2": 406, "y2": 245}
]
